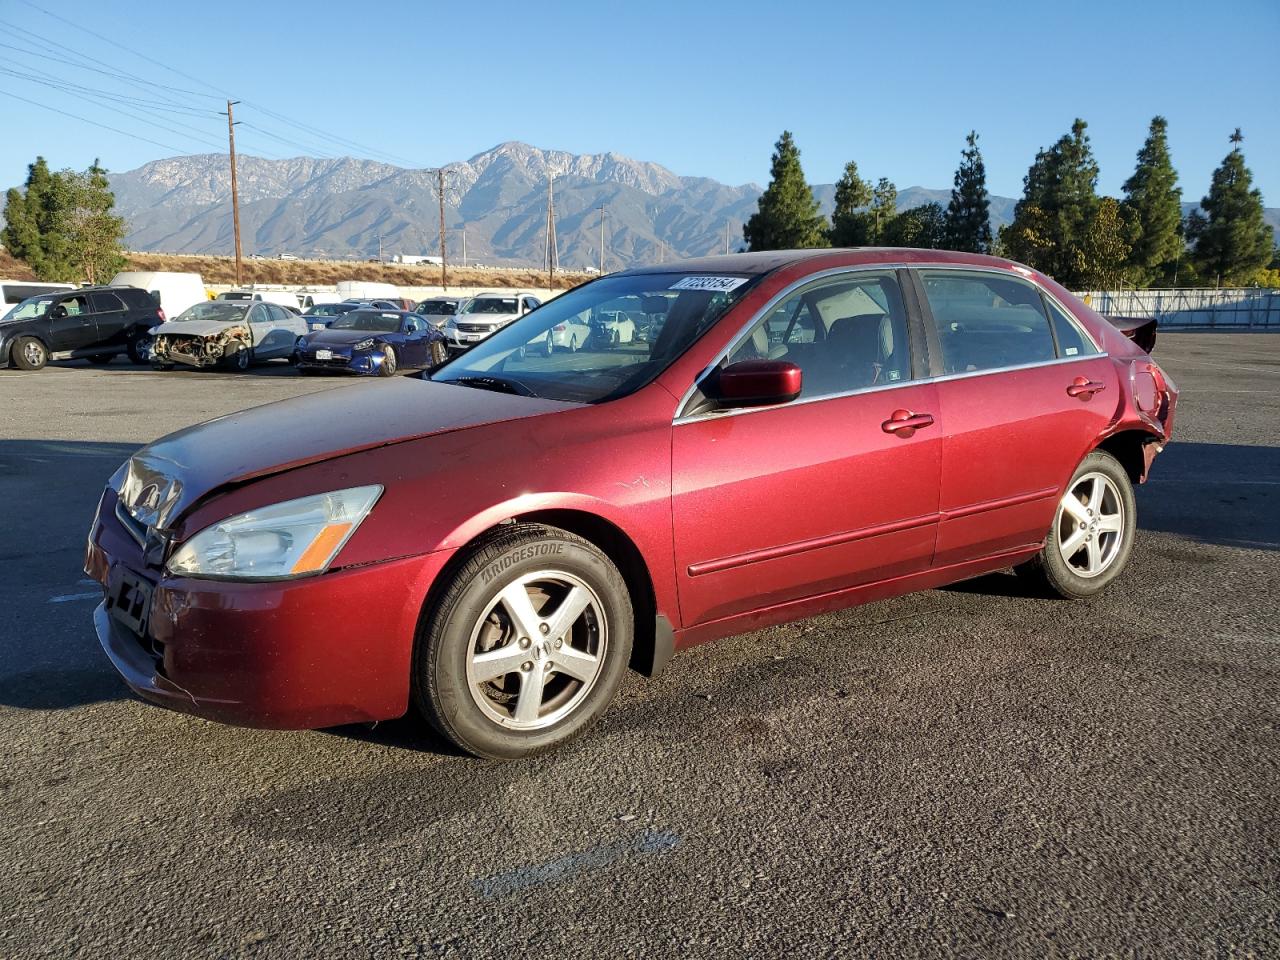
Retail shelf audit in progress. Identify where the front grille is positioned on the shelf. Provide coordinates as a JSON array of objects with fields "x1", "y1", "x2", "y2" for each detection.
[
  {"x1": 456, "y1": 322, "x2": 495, "y2": 334},
  {"x1": 304, "y1": 354, "x2": 351, "y2": 367}
]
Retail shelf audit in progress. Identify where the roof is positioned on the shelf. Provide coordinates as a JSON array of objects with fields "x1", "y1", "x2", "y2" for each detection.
[{"x1": 619, "y1": 248, "x2": 1032, "y2": 278}]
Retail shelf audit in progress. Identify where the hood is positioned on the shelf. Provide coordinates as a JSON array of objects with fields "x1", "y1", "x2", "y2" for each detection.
[
  {"x1": 306, "y1": 327, "x2": 387, "y2": 346},
  {"x1": 456, "y1": 312, "x2": 518, "y2": 325},
  {"x1": 151, "y1": 318, "x2": 247, "y2": 337},
  {"x1": 115, "y1": 377, "x2": 577, "y2": 530}
]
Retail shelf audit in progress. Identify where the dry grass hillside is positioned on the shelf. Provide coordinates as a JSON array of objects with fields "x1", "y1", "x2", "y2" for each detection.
[
  {"x1": 1, "y1": 250, "x2": 595, "y2": 290},
  {"x1": 125, "y1": 253, "x2": 594, "y2": 290}
]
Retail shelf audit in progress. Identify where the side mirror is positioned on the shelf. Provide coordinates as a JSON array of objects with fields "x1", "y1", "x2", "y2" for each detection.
[{"x1": 708, "y1": 359, "x2": 802, "y2": 408}]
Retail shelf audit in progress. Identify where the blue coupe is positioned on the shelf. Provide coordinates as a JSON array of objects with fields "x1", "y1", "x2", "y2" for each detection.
[{"x1": 294, "y1": 309, "x2": 445, "y2": 376}]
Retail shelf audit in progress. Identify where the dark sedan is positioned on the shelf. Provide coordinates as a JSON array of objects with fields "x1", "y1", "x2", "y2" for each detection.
[{"x1": 294, "y1": 309, "x2": 445, "y2": 376}]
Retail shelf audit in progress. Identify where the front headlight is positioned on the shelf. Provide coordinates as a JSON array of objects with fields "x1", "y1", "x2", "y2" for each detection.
[
  {"x1": 353, "y1": 338, "x2": 375, "y2": 351},
  {"x1": 166, "y1": 485, "x2": 382, "y2": 580}
]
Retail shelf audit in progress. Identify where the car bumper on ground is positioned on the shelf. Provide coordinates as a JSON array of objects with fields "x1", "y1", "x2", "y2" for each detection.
[{"x1": 85, "y1": 489, "x2": 452, "y2": 729}]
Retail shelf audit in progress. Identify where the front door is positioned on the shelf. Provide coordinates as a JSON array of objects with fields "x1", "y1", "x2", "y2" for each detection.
[
  {"x1": 46, "y1": 294, "x2": 95, "y2": 352},
  {"x1": 671, "y1": 269, "x2": 942, "y2": 627},
  {"x1": 246, "y1": 303, "x2": 280, "y2": 357},
  {"x1": 914, "y1": 268, "x2": 1118, "y2": 565}
]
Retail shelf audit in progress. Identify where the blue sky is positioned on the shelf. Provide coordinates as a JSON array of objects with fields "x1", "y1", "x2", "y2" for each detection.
[{"x1": 1, "y1": 0, "x2": 1276, "y2": 204}]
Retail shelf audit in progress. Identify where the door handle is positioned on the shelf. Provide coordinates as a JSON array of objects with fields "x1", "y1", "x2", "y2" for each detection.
[
  {"x1": 881, "y1": 409, "x2": 935, "y2": 436},
  {"x1": 1066, "y1": 377, "x2": 1106, "y2": 399}
]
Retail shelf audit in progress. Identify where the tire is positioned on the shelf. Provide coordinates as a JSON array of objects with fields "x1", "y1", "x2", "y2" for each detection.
[
  {"x1": 378, "y1": 345, "x2": 397, "y2": 377},
  {"x1": 1015, "y1": 450, "x2": 1137, "y2": 599},
  {"x1": 569, "y1": 334, "x2": 578, "y2": 353},
  {"x1": 414, "y1": 523, "x2": 634, "y2": 759},
  {"x1": 224, "y1": 345, "x2": 252, "y2": 372},
  {"x1": 127, "y1": 335, "x2": 152, "y2": 365},
  {"x1": 12, "y1": 337, "x2": 48, "y2": 371},
  {"x1": 88, "y1": 355, "x2": 113, "y2": 365},
  {"x1": 542, "y1": 336, "x2": 553, "y2": 357}
]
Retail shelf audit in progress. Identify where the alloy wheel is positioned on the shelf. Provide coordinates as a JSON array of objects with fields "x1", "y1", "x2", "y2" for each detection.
[
  {"x1": 464, "y1": 570, "x2": 607, "y2": 730},
  {"x1": 23, "y1": 341, "x2": 45, "y2": 367},
  {"x1": 1055, "y1": 472, "x2": 1124, "y2": 578}
]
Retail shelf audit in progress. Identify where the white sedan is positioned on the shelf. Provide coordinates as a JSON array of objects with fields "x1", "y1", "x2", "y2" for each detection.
[{"x1": 149, "y1": 301, "x2": 308, "y2": 371}]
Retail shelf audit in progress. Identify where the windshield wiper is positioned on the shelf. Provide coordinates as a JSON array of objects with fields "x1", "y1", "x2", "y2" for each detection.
[{"x1": 448, "y1": 375, "x2": 539, "y2": 397}]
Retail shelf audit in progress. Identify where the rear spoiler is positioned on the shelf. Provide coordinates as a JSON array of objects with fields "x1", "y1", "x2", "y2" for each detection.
[{"x1": 1104, "y1": 315, "x2": 1157, "y2": 354}]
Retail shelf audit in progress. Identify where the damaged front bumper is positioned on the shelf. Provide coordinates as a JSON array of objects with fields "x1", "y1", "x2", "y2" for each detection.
[{"x1": 152, "y1": 326, "x2": 250, "y2": 368}]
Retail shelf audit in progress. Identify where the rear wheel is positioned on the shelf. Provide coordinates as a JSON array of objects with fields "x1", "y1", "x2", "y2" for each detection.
[
  {"x1": 1016, "y1": 451, "x2": 1136, "y2": 599},
  {"x1": 414, "y1": 523, "x2": 633, "y2": 759},
  {"x1": 12, "y1": 337, "x2": 47, "y2": 371},
  {"x1": 127, "y1": 334, "x2": 152, "y2": 365}
]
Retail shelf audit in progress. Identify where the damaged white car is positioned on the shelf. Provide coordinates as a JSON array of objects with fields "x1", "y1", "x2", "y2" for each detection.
[{"x1": 150, "y1": 301, "x2": 308, "y2": 371}]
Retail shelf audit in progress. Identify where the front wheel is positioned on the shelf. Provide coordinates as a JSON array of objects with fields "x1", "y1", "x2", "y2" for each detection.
[
  {"x1": 377, "y1": 345, "x2": 397, "y2": 377},
  {"x1": 1015, "y1": 450, "x2": 1137, "y2": 599},
  {"x1": 224, "y1": 345, "x2": 252, "y2": 372},
  {"x1": 12, "y1": 337, "x2": 48, "y2": 371},
  {"x1": 414, "y1": 523, "x2": 633, "y2": 759}
]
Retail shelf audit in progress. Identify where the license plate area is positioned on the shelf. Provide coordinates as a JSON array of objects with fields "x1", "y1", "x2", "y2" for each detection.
[
  {"x1": 107, "y1": 566, "x2": 153, "y2": 637},
  {"x1": 315, "y1": 349, "x2": 333, "y2": 360}
]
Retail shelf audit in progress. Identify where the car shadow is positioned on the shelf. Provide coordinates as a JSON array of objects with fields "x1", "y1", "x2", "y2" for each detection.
[{"x1": 318, "y1": 716, "x2": 468, "y2": 757}]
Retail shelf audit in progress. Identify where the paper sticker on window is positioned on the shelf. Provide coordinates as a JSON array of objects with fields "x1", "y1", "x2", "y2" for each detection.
[
  {"x1": 669, "y1": 276, "x2": 748, "y2": 293},
  {"x1": 1065, "y1": 346, "x2": 1078, "y2": 356}
]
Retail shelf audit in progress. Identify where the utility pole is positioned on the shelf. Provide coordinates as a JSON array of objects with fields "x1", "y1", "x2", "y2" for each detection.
[
  {"x1": 461, "y1": 226, "x2": 467, "y2": 269},
  {"x1": 437, "y1": 167, "x2": 448, "y2": 291},
  {"x1": 724, "y1": 220, "x2": 731, "y2": 255},
  {"x1": 376, "y1": 233, "x2": 382, "y2": 263},
  {"x1": 598, "y1": 204, "x2": 606, "y2": 274},
  {"x1": 545, "y1": 175, "x2": 557, "y2": 287},
  {"x1": 223, "y1": 100, "x2": 243, "y2": 286}
]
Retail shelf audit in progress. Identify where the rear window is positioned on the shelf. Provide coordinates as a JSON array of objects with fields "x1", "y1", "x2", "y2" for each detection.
[
  {"x1": 919, "y1": 271, "x2": 1058, "y2": 374},
  {"x1": 417, "y1": 300, "x2": 458, "y2": 315}
]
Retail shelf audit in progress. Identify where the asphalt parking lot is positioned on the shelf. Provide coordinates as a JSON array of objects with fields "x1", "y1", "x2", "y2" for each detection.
[{"x1": 1, "y1": 335, "x2": 1277, "y2": 959}]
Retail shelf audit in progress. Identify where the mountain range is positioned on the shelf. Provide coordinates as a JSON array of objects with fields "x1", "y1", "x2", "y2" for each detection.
[{"x1": 100, "y1": 142, "x2": 1278, "y2": 269}]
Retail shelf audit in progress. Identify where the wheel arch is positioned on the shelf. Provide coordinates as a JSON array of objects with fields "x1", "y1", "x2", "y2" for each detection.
[
  {"x1": 1095, "y1": 427, "x2": 1161, "y2": 485},
  {"x1": 421, "y1": 506, "x2": 671, "y2": 679}
]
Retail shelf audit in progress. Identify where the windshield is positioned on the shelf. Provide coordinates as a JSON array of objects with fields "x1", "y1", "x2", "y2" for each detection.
[
  {"x1": 417, "y1": 300, "x2": 457, "y2": 315},
  {"x1": 431, "y1": 272, "x2": 755, "y2": 403},
  {"x1": 461, "y1": 297, "x2": 518, "y2": 315},
  {"x1": 330, "y1": 311, "x2": 402, "y2": 332},
  {"x1": 173, "y1": 302, "x2": 250, "y2": 323},
  {"x1": 1, "y1": 295, "x2": 56, "y2": 323},
  {"x1": 304, "y1": 302, "x2": 355, "y2": 317}
]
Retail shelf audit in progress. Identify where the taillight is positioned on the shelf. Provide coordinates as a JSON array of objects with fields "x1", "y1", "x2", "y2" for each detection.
[
  {"x1": 157, "y1": 308, "x2": 166, "y2": 321},
  {"x1": 1131, "y1": 360, "x2": 1172, "y2": 424},
  {"x1": 553, "y1": 324, "x2": 566, "y2": 332}
]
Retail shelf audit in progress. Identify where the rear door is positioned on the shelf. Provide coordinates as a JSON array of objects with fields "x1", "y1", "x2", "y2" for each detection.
[
  {"x1": 913, "y1": 268, "x2": 1115, "y2": 565},
  {"x1": 89, "y1": 291, "x2": 129, "y2": 350},
  {"x1": 671, "y1": 268, "x2": 942, "y2": 627},
  {"x1": 46, "y1": 294, "x2": 96, "y2": 352}
]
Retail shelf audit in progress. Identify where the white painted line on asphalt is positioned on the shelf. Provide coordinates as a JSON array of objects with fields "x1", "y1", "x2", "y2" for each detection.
[{"x1": 47, "y1": 592, "x2": 100, "y2": 603}]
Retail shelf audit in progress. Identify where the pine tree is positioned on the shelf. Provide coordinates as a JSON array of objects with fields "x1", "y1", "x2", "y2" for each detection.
[
  {"x1": 884, "y1": 203, "x2": 947, "y2": 248},
  {"x1": 1080, "y1": 198, "x2": 1133, "y2": 289},
  {"x1": 743, "y1": 131, "x2": 827, "y2": 251},
  {"x1": 1121, "y1": 117, "x2": 1182, "y2": 285},
  {"x1": 1004, "y1": 119, "x2": 1100, "y2": 287},
  {"x1": 1189, "y1": 129, "x2": 1274, "y2": 286},
  {"x1": 829, "y1": 160, "x2": 873, "y2": 247},
  {"x1": 944, "y1": 131, "x2": 992, "y2": 253},
  {"x1": 870, "y1": 178, "x2": 897, "y2": 244},
  {"x1": 1, "y1": 157, "x2": 53, "y2": 268}
]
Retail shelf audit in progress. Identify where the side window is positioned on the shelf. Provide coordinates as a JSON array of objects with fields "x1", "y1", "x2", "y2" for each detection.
[
  {"x1": 248, "y1": 304, "x2": 268, "y2": 324},
  {"x1": 727, "y1": 270, "x2": 913, "y2": 400},
  {"x1": 919, "y1": 271, "x2": 1057, "y2": 374},
  {"x1": 60, "y1": 295, "x2": 90, "y2": 319},
  {"x1": 1044, "y1": 297, "x2": 1100, "y2": 358},
  {"x1": 522, "y1": 297, "x2": 540, "y2": 313},
  {"x1": 90, "y1": 292, "x2": 124, "y2": 313}
]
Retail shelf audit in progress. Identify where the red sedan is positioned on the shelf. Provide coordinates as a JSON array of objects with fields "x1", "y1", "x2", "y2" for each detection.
[{"x1": 85, "y1": 249, "x2": 1177, "y2": 758}]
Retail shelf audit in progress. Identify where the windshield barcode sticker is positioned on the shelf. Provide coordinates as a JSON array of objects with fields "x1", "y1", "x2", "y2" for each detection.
[{"x1": 669, "y1": 276, "x2": 748, "y2": 292}]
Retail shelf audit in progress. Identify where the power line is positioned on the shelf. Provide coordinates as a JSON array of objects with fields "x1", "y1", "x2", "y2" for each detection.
[{"x1": 0, "y1": 88, "x2": 190, "y2": 155}]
